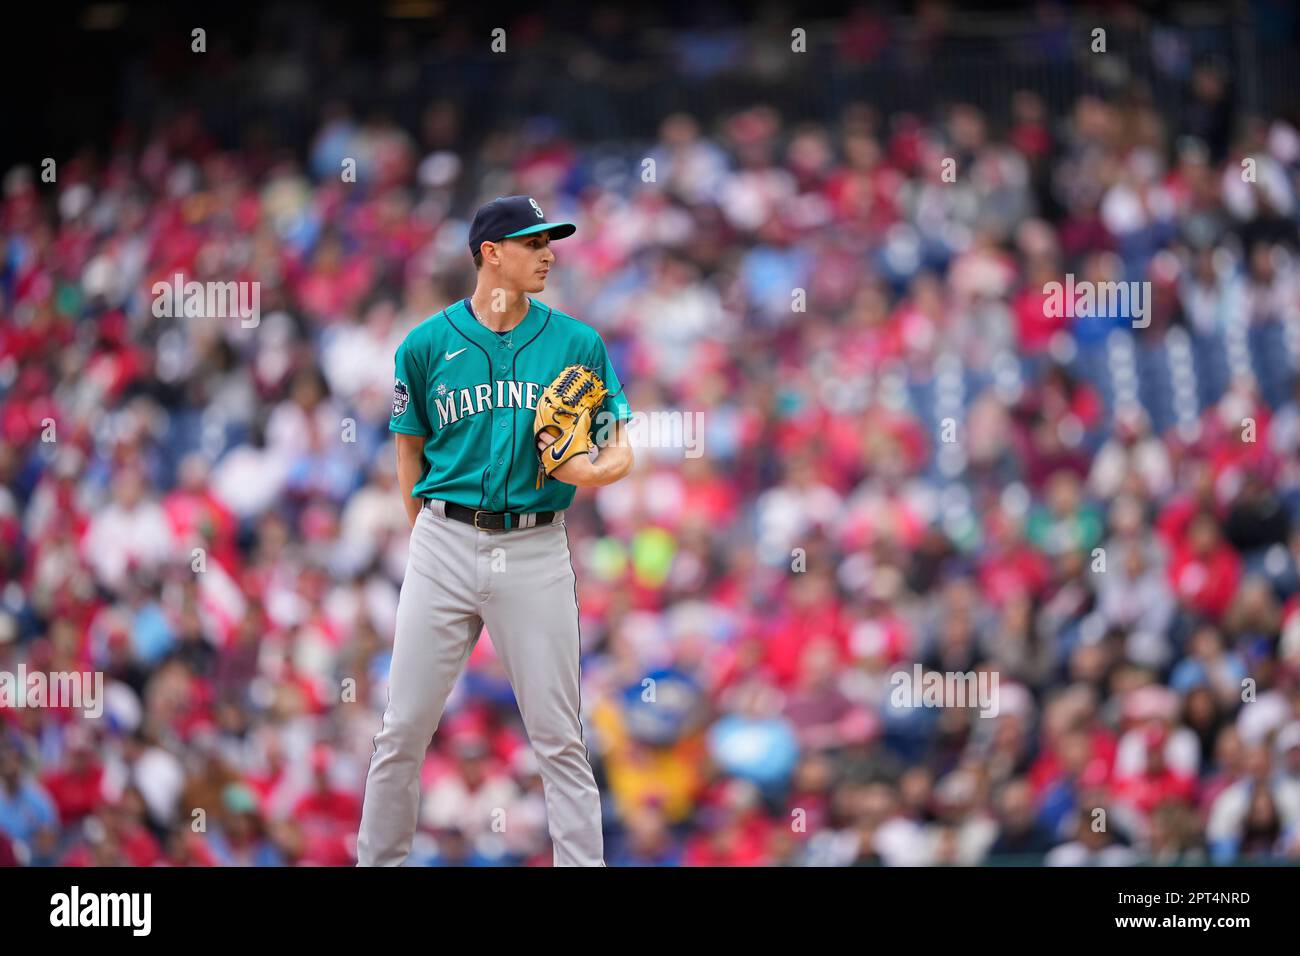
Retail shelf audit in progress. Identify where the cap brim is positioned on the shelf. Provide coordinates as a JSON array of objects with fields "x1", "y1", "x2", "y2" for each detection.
[{"x1": 503, "y1": 221, "x2": 576, "y2": 241}]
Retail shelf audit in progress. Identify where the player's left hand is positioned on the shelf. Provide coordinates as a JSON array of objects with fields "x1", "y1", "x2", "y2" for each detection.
[
  {"x1": 538, "y1": 430, "x2": 596, "y2": 485},
  {"x1": 536, "y1": 422, "x2": 633, "y2": 488}
]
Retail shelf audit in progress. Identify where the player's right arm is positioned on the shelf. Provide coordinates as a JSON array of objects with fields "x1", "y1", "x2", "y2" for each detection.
[
  {"x1": 390, "y1": 331, "x2": 433, "y2": 529},
  {"x1": 395, "y1": 433, "x2": 426, "y2": 528}
]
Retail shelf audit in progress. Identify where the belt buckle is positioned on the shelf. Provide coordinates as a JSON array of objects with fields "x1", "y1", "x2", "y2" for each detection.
[{"x1": 473, "y1": 510, "x2": 492, "y2": 531}]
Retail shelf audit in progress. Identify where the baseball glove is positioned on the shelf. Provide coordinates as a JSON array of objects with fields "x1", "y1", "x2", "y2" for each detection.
[{"x1": 533, "y1": 364, "x2": 609, "y2": 487}]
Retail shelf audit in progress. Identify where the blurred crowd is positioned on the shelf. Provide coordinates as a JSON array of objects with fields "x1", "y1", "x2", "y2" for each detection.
[{"x1": 4, "y1": 10, "x2": 1300, "y2": 867}]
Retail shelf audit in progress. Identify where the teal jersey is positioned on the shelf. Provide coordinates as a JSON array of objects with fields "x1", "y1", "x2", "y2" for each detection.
[{"x1": 389, "y1": 297, "x2": 633, "y2": 513}]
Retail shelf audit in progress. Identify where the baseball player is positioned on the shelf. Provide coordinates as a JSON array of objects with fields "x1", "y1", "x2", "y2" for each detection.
[{"x1": 357, "y1": 195, "x2": 634, "y2": 867}]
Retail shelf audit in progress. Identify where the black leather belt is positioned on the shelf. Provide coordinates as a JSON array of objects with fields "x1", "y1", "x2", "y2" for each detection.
[{"x1": 425, "y1": 499, "x2": 557, "y2": 531}]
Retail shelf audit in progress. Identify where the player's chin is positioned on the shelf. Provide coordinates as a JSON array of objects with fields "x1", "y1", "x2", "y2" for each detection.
[{"x1": 529, "y1": 271, "x2": 549, "y2": 292}]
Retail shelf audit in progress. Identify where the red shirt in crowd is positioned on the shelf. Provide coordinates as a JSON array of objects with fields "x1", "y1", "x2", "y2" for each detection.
[
  {"x1": 1168, "y1": 541, "x2": 1242, "y2": 621},
  {"x1": 41, "y1": 762, "x2": 105, "y2": 826},
  {"x1": 1113, "y1": 767, "x2": 1197, "y2": 817}
]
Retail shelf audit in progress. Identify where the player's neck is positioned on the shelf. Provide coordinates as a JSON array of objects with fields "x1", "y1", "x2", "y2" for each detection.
[{"x1": 469, "y1": 286, "x2": 530, "y2": 332}]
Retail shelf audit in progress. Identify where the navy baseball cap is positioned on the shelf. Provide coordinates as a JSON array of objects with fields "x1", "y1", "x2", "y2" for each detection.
[{"x1": 467, "y1": 195, "x2": 576, "y2": 257}]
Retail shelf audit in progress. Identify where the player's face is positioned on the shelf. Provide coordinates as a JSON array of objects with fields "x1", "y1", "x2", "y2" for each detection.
[{"x1": 501, "y1": 232, "x2": 555, "y2": 293}]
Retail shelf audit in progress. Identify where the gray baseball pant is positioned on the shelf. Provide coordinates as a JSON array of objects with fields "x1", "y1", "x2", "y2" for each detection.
[{"x1": 357, "y1": 498, "x2": 604, "y2": 866}]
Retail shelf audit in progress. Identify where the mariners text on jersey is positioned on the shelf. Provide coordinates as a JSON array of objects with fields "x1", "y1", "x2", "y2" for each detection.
[
  {"x1": 389, "y1": 297, "x2": 633, "y2": 515},
  {"x1": 434, "y1": 379, "x2": 543, "y2": 428}
]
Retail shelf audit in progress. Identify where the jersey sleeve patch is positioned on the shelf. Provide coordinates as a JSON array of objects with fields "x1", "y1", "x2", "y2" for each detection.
[{"x1": 392, "y1": 378, "x2": 411, "y2": 417}]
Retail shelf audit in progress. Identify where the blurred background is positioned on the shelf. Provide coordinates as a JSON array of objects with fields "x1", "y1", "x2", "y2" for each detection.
[{"x1": 3, "y1": 0, "x2": 1300, "y2": 867}]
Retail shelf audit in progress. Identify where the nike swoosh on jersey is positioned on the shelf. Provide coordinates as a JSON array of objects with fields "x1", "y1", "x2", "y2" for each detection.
[{"x1": 444, "y1": 348, "x2": 468, "y2": 361}]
